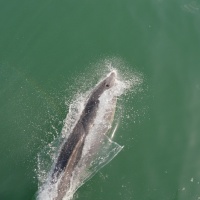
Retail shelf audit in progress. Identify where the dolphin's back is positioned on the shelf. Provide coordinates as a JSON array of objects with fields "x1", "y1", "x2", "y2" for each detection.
[
  {"x1": 52, "y1": 98, "x2": 99, "y2": 180},
  {"x1": 52, "y1": 122, "x2": 84, "y2": 179}
]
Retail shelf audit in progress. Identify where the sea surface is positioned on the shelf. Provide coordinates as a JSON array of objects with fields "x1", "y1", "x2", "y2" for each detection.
[{"x1": 0, "y1": 0, "x2": 200, "y2": 200}]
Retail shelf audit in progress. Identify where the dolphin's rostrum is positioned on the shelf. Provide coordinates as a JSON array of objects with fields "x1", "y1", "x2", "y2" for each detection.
[{"x1": 52, "y1": 71, "x2": 117, "y2": 200}]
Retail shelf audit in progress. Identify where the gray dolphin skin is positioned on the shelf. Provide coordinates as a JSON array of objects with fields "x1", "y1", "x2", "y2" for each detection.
[{"x1": 52, "y1": 71, "x2": 116, "y2": 200}]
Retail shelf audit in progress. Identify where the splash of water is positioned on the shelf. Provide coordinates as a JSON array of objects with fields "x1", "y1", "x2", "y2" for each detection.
[{"x1": 36, "y1": 66, "x2": 142, "y2": 200}]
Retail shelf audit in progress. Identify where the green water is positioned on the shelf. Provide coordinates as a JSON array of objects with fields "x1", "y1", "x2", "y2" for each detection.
[{"x1": 1, "y1": 0, "x2": 200, "y2": 199}]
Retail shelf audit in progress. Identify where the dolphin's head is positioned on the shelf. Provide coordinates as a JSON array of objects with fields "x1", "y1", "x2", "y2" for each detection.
[
  {"x1": 90, "y1": 71, "x2": 117, "y2": 100},
  {"x1": 103, "y1": 71, "x2": 117, "y2": 90}
]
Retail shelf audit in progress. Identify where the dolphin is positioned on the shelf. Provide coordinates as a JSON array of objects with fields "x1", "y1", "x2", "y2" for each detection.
[{"x1": 52, "y1": 71, "x2": 117, "y2": 200}]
